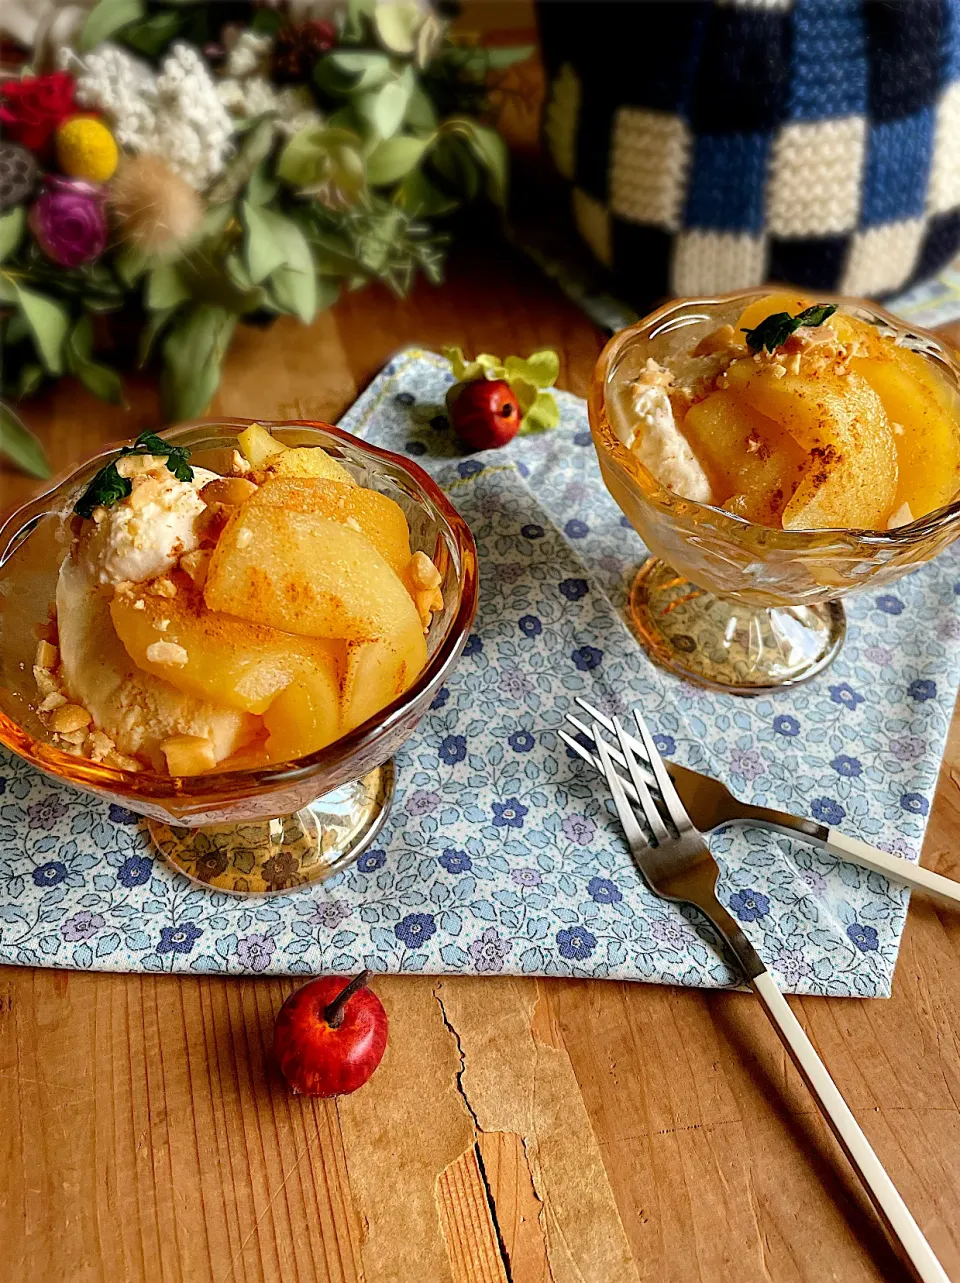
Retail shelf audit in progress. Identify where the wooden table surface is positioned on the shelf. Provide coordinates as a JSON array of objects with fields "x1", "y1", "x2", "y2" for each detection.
[{"x1": 2, "y1": 239, "x2": 960, "y2": 1283}]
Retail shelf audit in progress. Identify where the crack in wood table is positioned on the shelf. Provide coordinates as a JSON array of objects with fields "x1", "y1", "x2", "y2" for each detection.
[{"x1": 2, "y1": 240, "x2": 959, "y2": 1283}]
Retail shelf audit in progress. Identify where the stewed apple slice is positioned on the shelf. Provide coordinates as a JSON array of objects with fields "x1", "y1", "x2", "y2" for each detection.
[
  {"x1": 237, "y1": 423, "x2": 356, "y2": 487},
  {"x1": 110, "y1": 577, "x2": 340, "y2": 714},
  {"x1": 341, "y1": 629, "x2": 428, "y2": 734},
  {"x1": 204, "y1": 505, "x2": 423, "y2": 644},
  {"x1": 247, "y1": 476, "x2": 412, "y2": 576},
  {"x1": 263, "y1": 660, "x2": 343, "y2": 762}
]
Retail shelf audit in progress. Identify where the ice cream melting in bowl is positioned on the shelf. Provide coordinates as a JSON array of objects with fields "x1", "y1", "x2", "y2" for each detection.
[{"x1": 0, "y1": 420, "x2": 478, "y2": 893}]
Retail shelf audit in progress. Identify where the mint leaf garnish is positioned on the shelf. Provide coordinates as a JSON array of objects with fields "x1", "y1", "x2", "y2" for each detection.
[
  {"x1": 742, "y1": 303, "x2": 838, "y2": 354},
  {"x1": 74, "y1": 430, "x2": 194, "y2": 518}
]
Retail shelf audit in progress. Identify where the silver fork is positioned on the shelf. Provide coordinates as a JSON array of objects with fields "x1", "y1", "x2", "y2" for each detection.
[{"x1": 592, "y1": 710, "x2": 949, "y2": 1283}]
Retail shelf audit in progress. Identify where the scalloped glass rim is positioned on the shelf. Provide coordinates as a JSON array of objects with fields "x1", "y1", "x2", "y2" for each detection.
[
  {"x1": 0, "y1": 418, "x2": 479, "y2": 805},
  {"x1": 590, "y1": 287, "x2": 960, "y2": 551}
]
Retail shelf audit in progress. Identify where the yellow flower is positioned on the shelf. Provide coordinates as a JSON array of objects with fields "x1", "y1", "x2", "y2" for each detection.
[{"x1": 55, "y1": 116, "x2": 119, "y2": 184}]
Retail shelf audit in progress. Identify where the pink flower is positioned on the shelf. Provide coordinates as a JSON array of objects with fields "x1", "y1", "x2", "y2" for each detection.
[{"x1": 29, "y1": 177, "x2": 106, "y2": 267}]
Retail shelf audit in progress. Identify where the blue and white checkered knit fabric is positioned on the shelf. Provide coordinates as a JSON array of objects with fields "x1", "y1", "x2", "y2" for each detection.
[{"x1": 539, "y1": 0, "x2": 960, "y2": 303}]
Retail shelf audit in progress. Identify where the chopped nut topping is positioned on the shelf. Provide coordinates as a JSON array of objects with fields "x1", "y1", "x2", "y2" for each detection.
[
  {"x1": 229, "y1": 449, "x2": 252, "y2": 476},
  {"x1": 35, "y1": 639, "x2": 58, "y2": 670},
  {"x1": 58, "y1": 729, "x2": 89, "y2": 746},
  {"x1": 146, "y1": 640, "x2": 188, "y2": 666},
  {"x1": 127, "y1": 475, "x2": 163, "y2": 510},
  {"x1": 106, "y1": 751, "x2": 141, "y2": 773},
  {"x1": 49, "y1": 703, "x2": 92, "y2": 734},
  {"x1": 39, "y1": 692, "x2": 67, "y2": 713},
  {"x1": 133, "y1": 599, "x2": 146, "y2": 611},
  {"x1": 33, "y1": 667, "x2": 60, "y2": 698},
  {"x1": 148, "y1": 576, "x2": 177, "y2": 598},
  {"x1": 409, "y1": 550, "x2": 442, "y2": 591},
  {"x1": 200, "y1": 476, "x2": 257, "y2": 508},
  {"x1": 180, "y1": 549, "x2": 211, "y2": 589},
  {"x1": 88, "y1": 730, "x2": 116, "y2": 762},
  {"x1": 116, "y1": 453, "x2": 163, "y2": 479}
]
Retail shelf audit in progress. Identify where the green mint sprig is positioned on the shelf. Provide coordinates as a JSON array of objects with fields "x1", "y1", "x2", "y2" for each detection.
[
  {"x1": 74, "y1": 431, "x2": 194, "y2": 519},
  {"x1": 742, "y1": 303, "x2": 838, "y2": 354}
]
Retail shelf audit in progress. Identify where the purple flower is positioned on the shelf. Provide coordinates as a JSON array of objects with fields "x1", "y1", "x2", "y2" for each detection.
[
  {"x1": 500, "y1": 668, "x2": 533, "y2": 698},
  {"x1": 469, "y1": 927, "x2": 509, "y2": 973},
  {"x1": 572, "y1": 645, "x2": 602, "y2": 671},
  {"x1": 117, "y1": 854, "x2": 152, "y2": 887},
  {"x1": 430, "y1": 686, "x2": 450, "y2": 710},
  {"x1": 773, "y1": 715, "x2": 800, "y2": 737},
  {"x1": 653, "y1": 733, "x2": 676, "y2": 756},
  {"x1": 27, "y1": 797, "x2": 69, "y2": 829},
  {"x1": 876, "y1": 595, "x2": 903, "y2": 616},
  {"x1": 772, "y1": 949, "x2": 812, "y2": 986},
  {"x1": 846, "y1": 922, "x2": 879, "y2": 952},
  {"x1": 463, "y1": 634, "x2": 483, "y2": 657},
  {"x1": 729, "y1": 888, "x2": 770, "y2": 922},
  {"x1": 651, "y1": 917, "x2": 687, "y2": 948},
  {"x1": 439, "y1": 847, "x2": 472, "y2": 873},
  {"x1": 439, "y1": 734, "x2": 467, "y2": 765},
  {"x1": 236, "y1": 932, "x2": 276, "y2": 971},
  {"x1": 729, "y1": 747, "x2": 765, "y2": 782},
  {"x1": 518, "y1": 614, "x2": 542, "y2": 637},
  {"x1": 407, "y1": 790, "x2": 439, "y2": 816},
  {"x1": 587, "y1": 876, "x2": 622, "y2": 904},
  {"x1": 900, "y1": 792, "x2": 929, "y2": 815},
  {"x1": 304, "y1": 900, "x2": 350, "y2": 929},
  {"x1": 908, "y1": 678, "x2": 937, "y2": 702},
  {"x1": 395, "y1": 912, "x2": 436, "y2": 948},
  {"x1": 811, "y1": 796, "x2": 845, "y2": 825},
  {"x1": 357, "y1": 848, "x2": 385, "y2": 872},
  {"x1": 521, "y1": 523, "x2": 544, "y2": 539},
  {"x1": 32, "y1": 860, "x2": 66, "y2": 887},
  {"x1": 458, "y1": 459, "x2": 483, "y2": 478},
  {"x1": 881, "y1": 835, "x2": 915, "y2": 860},
  {"x1": 556, "y1": 925, "x2": 597, "y2": 960},
  {"x1": 562, "y1": 813, "x2": 596, "y2": 845},
  {"x1": 61, "y1": 909, "x2": 104, "y2": 941},
  {"x1": 157, "y1": 922, "x2": 202, "y2": 955},
  {"x1": 938, "y1": 616, "x2": 960, "y2": 641},
  {"x1": 564, "y1": 519, "x2": 589, "y2": 539},
  {"x1": 829, "y1": 683, "x2": 863, "y2": 710},
  {"x1": 511, "y1": 867, "x2": 542, "y2": 887},
  {"x1": 564, "y1": 481, "x2": 590, "y2": 503},
  {"x1": 492, "y1": 798, "x2": 528, "y2": 828},
  {"x1": 890, "y1": 735, "x2": 925, "y2": 761},
  {"x1": 559, "y1": 577, "x2": 589, "y2": 602},
  {"x1": 831, "y1": 754, "x2": 862, "y2": 778},
  {"x1": 800, "y1": 866, "x2": 828, "y2": 896},
  {"x1": 108, "y1": 804, "x2": 139, "y2": 825},
  {"x1": 29, "y1": 177, "x2": 106, "y2": 267},
  {"x1": 864, "y1": 645, "x2": 893, "y2": 665}
]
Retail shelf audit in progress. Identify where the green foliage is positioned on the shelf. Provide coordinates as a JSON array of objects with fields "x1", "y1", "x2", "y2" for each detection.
[
  {"x1": 742, "y1": 304, "x2": 838, "y2": 353},
  {"x1": 74, "y1": 429, "x2": 193, "y2": 518},
  {"x1": 442, "y1": 347, "x2": 561, "y2": 436},
  {"x1": 79, "y1": 0, "x2": 145, "y2": 52},
  {"x1": 0, "y1": 402, "x2": 50, "y2": 478}
]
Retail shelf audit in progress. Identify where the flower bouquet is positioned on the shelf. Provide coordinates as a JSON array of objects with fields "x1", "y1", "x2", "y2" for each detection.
[{"x1": 0, "y1": 0, "x2": 530, "y2": 474}]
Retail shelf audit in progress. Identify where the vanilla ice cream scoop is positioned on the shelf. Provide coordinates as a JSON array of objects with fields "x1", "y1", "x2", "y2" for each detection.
[
  {"x1": 614, "y1": 360, "x2": 713, "y2": 504},
  {"x1": 79, "y1": 457, "x2": 218, "y2": 588}
]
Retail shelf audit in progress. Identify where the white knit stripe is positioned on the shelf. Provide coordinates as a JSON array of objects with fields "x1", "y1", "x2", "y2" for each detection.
[
  {"x1": 928, "y1": 80, "x2": 960, "y2": 214},
  {"x1": 841, "y1": 218, "x2": 926, "y2": 294},
  {"x1": 672, "y1": 231, "x2": 767, "y2": 295},
  {"x1": 717, "y1": 0, "x2": 793, "y2": 8},
  {"x1": 572, "y1": 187, "x2": 613, "y2": 267},
  {"x1": 767, "y1": 117, "x2": 866, "y2": 236},
  {"x1": 609, "y1": 108, "x2": 692, "y2": 231},
  {"x1": 544, "y1": 62, "x2": 580, "y2": 183}
]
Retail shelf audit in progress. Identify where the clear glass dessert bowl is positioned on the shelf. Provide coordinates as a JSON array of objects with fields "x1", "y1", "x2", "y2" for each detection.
[
  {"x1": 589, "y1": 289, "x2": 960, "y2": 693},
  {"x1": 0, "y1": 419, "x2": 478, "y2": 893}
]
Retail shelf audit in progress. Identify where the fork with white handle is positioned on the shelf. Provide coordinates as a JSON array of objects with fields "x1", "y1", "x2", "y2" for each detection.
[
  {"x1": 589, "y1": 709, "x2": 950, "y2": 1283},
  {"x1": 562, "y1": 697, "x2": 960, "y2": 908}
]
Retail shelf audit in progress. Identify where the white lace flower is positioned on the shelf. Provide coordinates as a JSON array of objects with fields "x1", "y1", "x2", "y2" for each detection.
[{"x1": 225, "y1": 31, "x2": 273, "y2": 78}]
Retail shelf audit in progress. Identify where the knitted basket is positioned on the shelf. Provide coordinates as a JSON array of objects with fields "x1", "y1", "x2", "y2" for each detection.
[{"x1": 537, "y1": 0, "x2": 960, "y2": 308}]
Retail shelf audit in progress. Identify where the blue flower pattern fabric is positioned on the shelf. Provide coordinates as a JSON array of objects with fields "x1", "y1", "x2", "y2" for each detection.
[{"x1": 0, "y1": 349, "x2": 957, "y2": 996}]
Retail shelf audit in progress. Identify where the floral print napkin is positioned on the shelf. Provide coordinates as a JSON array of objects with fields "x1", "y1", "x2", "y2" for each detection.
[{"x1": 1, "y1": 350, "x2": 957, "y2": 995}]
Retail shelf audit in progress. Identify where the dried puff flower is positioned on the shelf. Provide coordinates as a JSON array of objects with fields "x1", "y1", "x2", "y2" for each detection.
[
  {"x1": 224, "y1": 31, "x2": 274, "y2": 79},
  {"x1": 109, "y1": 152, "x2": 204, "y2": 257}
]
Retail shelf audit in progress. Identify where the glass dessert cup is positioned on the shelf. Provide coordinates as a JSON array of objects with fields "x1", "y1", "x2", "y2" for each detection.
[
  {"x1": 590, "y1": 290, "x2": 960, "y2": 694},
  {"x1": 0, "y1": 419, "x2": 478, "y2": 894}
]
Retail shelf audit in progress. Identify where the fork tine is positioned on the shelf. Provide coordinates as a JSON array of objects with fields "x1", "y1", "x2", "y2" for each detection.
[
  {"x1": 594, "y1": 725, "x2": 649, "y2": 852},
  {"x1": 558, "y1": 728, "x2": 643, "y2": 807},
  {"x1": 632, "y1": 708, "x2": 692, "y2": 832},
  {"x1": 565, "y1": 711, "x2": 657, "y2": 789},
  {"x1": 576, "y1": 696, "x2": 653, "y2": 767},
  {"x1": 613, "y1": 716, "x2": 670, "y2": 843}
]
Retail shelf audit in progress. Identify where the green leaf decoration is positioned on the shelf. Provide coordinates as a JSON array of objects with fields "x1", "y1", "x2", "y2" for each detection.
[
  {"x1": 247, "y1": 162, "x2": 279, "y2": 208},
  {"x1": 242, "y1": 200, "x2": 288, "y2": 284},
  {"x1": 366, "y1": 134, "x2": 432, "y2": 185},
  {"x1": 0, "y1": 402, "x2": 50, "y2": 479},
  {"x1": 262, "y1": 211, "x2": 318, "y2": 323},
  {"x1": 442, "y1": 118, "x2": 508, "y2": 205},
  {"x1": 74, "y1": 429, "x2": 193, "y2": 517},
  {"x1": 65, "y1": 317, "x2": 124, "y2": 405},
  {"x1": 161, "y1": 304, "x2": 237, "y2": 422},
  {"x1": 206, "y1": 115, "x2": 277, "y2": 204},
  {"x1": 79, "y1": 0, "x2": 145, "y2": 52},
  {"x1": 395, "y1": 168, "x2": 457, "y2": 217},
  {"x1": 315, "y1": 51, "x2": 392, "y2": 97},
  {"x1": 14, "y1": 285, "x2": 69, "y2": 375},
  {"x1": 519, "y1": 390, "x2": 560, "y2": 436},
  {"x1": 201, "y1": 201, "x2": 236, "y2": 242},
  {"x1": 482, "y1": 45, "x2": 536, "y2": 70},
  {"x1": 0, "y1": 207, "x2": 25, "y2": 264},
  {"x1": 119, "y1": 8, "x2": 185, "y2": 56},
  {"x1": 114, "y1": 247, "x2": 149, "y2": 288},
  {"x1": 138, "y1": 307, "x2": 175, "y2": 367},
  {"x1": 404, "y1": 83, "x2": 438, "y2": 132},
  {"x1": 505, "y1": 350, "x2": 559, "y2": 389},
  {"x1": 17, "y1": 363, "x2": 44, "y2": 399},
  {"x1": 355, "y1": 72, "x2": 414, "y2": 141},
  {"x1": 277, "y1": 125, "x2": 367, "y2": 206},
  {"x1": 146, "y1": 262, "x2": 189, "y2": 311},
  {"x1": 742, "y1": 303, "x2": 838, "y2": 353},
  {"x1": 373, "y1": 2, "x2": 423, "y2": 54}
]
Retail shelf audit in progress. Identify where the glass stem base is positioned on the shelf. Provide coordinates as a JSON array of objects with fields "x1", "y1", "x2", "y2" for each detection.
[
  {"x1": 148, "y1": 761, "x2": 395, "y2": 895},
  {"x1": 628, "y1": 558, "x2": 845, "y2": 695}
]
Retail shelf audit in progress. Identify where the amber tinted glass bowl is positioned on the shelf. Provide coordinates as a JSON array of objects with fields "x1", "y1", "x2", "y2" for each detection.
[
  {"x1": 589, "y1": 290, "x2": 960, "y2": 692},
  {"x1": 0, "y1": 420, "x2": 478, "y2": 892}
]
